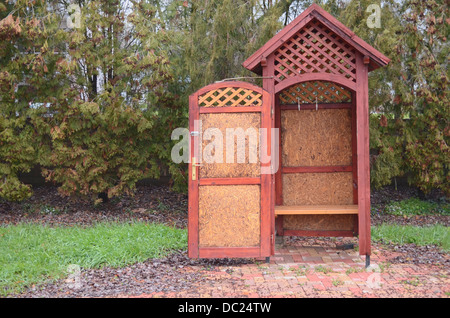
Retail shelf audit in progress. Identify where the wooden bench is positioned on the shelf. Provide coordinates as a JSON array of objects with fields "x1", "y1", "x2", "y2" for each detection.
[{"x1": 274, "y1": 205, "x2": 358, "y2": 217}]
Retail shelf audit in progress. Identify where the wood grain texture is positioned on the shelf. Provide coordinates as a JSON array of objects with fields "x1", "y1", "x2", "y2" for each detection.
[
  {"x1": 356, "y1": 53, "x2": 371, "y2": 256},
  {"x1": 275, "y1": 205, "x2": 358, "y2": 215},
  {"x1": 282, "y1": 166, "x2": 352, "y2": 173},
  {"x1": 281, "y1": 109, "x2": 352, "y2": 167},
  {"x1": 199, "y1": 113, "x2": 261, "y2": 179},
  {"x1": 198, "y1": 185, "x2": 261, "y2": 248},
  {"x1": 283, "y1": 214, "x2": 355, "y2": 232},
  {"x1": 282, "y1": 172, "x2": 354, "y2": 205}
]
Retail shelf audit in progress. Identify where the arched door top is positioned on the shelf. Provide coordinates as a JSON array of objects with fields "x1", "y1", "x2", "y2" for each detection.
[{"x1": 275, "y1": 73, "x2": 356, "y2": 94}]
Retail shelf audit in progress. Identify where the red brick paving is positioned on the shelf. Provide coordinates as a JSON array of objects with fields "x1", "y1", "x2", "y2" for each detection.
[{"x1": 126, "y1": 240, "x2": 450, "y2": 298}]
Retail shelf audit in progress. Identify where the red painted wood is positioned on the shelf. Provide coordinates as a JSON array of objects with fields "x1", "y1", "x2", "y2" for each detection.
[
  {"x1": 199, "y1": 247, "x2": 261, "y2": 259},
  {"x1": 188, "y1": 92, "x2": 199, "y2": 258},
  {"x1": 262, "y1": 54, "x2": 276, "y2": 257},
  {"x1": 196, "y1": 81, "x2": 265, "y2": 96},
  {"x1": 282, "y1": 166, "x2": 353, "y2": 174},
  {"x1": 310, "y1": 9, "x2": 390, "y2": 68},
  {"x1": 274, "y1": 94, "x2": 284, "y2": 240},
  {"x1": 353, "y1": 214, "x2": 359, "y2": 236},
  {"x1": 351, "y1": 91, "x2": 358, "y2": 205},
  {"x1": 188, "y1": 82, "x2": 273, "y2": 259},
  {"x1": 199, "y1": 177, "x2": 261, "y2": 186},
  {"x1": 199, "y1": 106, "x2": 262, "y2": 114},
  {"x1": 260, "y1": 86, "x2": 273, "y2": 258},
  {"x1": 243, "y1": 4, "x2": 390, "y2": 75},
  {"x1": 295, "y1": 25, "x2": 356, "y2": 81},
  {"x1": 275, "y1": 73, "x2": 357, "y2": 93},
  {"x1": 283, "y1": 230, "x2": 355, "y2": 238},
  {"x1": 243, "y1": 7, "x2": 316, "y2": 73},
  {"x1": 275, "y1": 216, "x2": 284, "y2": 236},
  {"x1": 280, "y1": 103, "x2": 352, "y2": 110},
  {"x1": 356, "y1": 53, "x2": 371, "y2": 256},
  {"x1": 275, "y1": 96, "x2": 283, "y2": 206},
  {"x1": 189, "y1": 4, "x2": 389, "y2": 258}
]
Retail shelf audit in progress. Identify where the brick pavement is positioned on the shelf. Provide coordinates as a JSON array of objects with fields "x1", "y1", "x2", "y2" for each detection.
[{"x1": 128, "y1": 239, "x2": 450, "y2": 298}]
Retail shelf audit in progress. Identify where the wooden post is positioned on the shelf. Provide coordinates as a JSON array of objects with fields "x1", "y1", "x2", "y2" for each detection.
[
  {"x1": 188, "y1": 92, "x2": 199, "y2": 258},
  {"x1": 262, "y1": 55, "x2": 275, "y2": 256},
  {"x1": 356, "y1": 54, "x2": 371, "y2": 257}
]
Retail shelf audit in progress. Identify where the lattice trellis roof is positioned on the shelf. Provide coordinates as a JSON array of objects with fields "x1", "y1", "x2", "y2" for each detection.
[
  {"x1": 278, "y1": 81, "x2": 352, "y2": 104},
  {"x1": 243, "y1": 3, "x2": 390, "y2": 76},
  {"x1": 273, "y1": 19, "x2": 357, "y2": 84}
]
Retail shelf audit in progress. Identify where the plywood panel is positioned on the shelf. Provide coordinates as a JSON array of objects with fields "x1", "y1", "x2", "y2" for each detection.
[
  {"x1": 282, "y1": 172, "x2": 353, "y2": 205},
  {"x1": 198, "y1": 185, "x2": 261, "y2": 247},
  {"x1": 284, "y1": 214, "x2": 355, "y2": 231},
  {"x1": 199, "y1": 113, "x2": 261, "y2": 178},
  {"x1": 281, "y1": 109, "x2": 352, "y2": 167}
]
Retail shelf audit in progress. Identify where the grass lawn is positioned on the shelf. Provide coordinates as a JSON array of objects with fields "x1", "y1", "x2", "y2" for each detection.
[
  {"x1": 0, "y1": 197, "x2": 448, "y2": 297},
  {"x1": 383, "y1": 198, "x2": 449, "y2": 217},
  {"x1": 0, "y1": 222, "x2": 187, "y2": 296},
  {"x1": 371, "y1": 198, "x2": 449, "y2": 252},
  {"x1": 372, "y1": 224, "x2": 449, "y2": 251}
]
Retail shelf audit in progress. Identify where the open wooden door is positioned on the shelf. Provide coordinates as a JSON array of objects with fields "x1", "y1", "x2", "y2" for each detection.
[{"x1": 188, "y1": 81, "x2": 273, "y2": 259}]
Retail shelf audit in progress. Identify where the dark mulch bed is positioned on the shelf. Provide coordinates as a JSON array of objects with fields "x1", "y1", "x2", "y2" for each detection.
[
  {"x1": 1, "y1": 183, "x2": 448, "y2": 297},
  {"x1": 0, "y1": 184, "x2": 188, "y2": 228},
  {"x1": 383, "y1": 243, "x2": 449, "y2": 266},
  {"x1": 370, "y1": 184, "x2": 449, "y2": 227},
  {"x1": 15, "y1": 250, "x2": 251, "y2": 298},
  {"x1": 1, "y1": 183, "x2": 447, "y2": 228}
]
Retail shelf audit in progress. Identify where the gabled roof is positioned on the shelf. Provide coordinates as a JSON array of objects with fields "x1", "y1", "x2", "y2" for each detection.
[{"x1": 243, "y1": 4, "x2": 390, "y2": 75}]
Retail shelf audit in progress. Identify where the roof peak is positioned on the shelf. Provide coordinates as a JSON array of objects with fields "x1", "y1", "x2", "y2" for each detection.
[{"x1": 243, "y1": 3, "x2": 390, "y2": 75}]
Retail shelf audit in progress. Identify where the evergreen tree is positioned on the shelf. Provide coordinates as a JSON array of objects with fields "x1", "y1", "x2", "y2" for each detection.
[
  {"x1": 0, "y1": 0, "x2": 68, "y2": 201},
  {"x1": 174, "y1": 0, "x2": 284, "y2": 91},
  {"x1": 394, "y1": 0, "x2": 449, "y2": 195},
  {"x1": 37, "y1": 0, "x2": 175, "y2": 202},
  {"x1": 324, "y1": 0, "x2": 448, "y2": 195}
]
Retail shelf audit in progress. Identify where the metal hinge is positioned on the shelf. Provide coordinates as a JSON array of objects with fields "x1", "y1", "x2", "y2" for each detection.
[{"x1": 190, "y1": 131, "x2": 199, "y2": 136}]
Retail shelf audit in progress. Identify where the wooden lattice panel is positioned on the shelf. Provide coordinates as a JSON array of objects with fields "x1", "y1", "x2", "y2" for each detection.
[
  {"x1": 278, "y1": 81, "x2": 351, "y2": 104},
  {"x1": 198, "y1": 87, "x2": 262, "y2": 107},
  {"x1": 273, "y1": 18, "x2": 356, "y2": 83}
]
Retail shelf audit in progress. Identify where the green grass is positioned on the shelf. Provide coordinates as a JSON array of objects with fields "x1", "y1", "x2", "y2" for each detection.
[
  {"x1": 0, "y1": 222, "x2": 187, "y2": 296},
  {"x1": 372, "y1": 224, "x2": 449, "y2": 251},
  {"x1": 384, "y1": 198, "x2": 449, "y2": 217}
]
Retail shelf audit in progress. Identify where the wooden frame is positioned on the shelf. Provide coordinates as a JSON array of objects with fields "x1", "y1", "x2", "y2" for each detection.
[
  {"x1": 242, "y1": 4, "x2": 389, "y2": 261},
  {"x1": 188, "y1": 81, "x2": 273, "y2": 259},
  {"x1": 188, "y1": 4, "x2": 389, "y2": 262}
]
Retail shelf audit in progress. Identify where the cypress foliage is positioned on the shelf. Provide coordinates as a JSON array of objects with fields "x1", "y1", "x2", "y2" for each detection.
[
  {"x1": 323, "y1": 0, "x2": 449, "y2": 195},
  {"x1": 0, "y1": 0, "x2": 447, "y2": 202},
  {"x1": 0, "y1": 0, "x2": 67, "y2": 201}
]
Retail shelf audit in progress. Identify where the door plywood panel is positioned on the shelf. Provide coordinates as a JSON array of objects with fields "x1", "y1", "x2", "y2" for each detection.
[
  {"x1": 199, "y1": 113, "x2": 261, "y2": 179},
  {"x1": 198, "y1": 185, "x2": 261, "y2": 247}
]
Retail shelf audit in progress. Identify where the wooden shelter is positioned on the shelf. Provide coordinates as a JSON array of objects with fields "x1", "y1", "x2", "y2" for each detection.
[{"x1": 188, "y1": 4, "x2": 390, "y2": 266}]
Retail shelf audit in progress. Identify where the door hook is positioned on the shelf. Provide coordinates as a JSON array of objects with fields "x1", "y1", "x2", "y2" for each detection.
[
  {"x1": 297, "y1": 97, "x2": 301, "y2": 111},
  {"x1": 315, "y1": 96, "x2": 318, "y2": 111}
]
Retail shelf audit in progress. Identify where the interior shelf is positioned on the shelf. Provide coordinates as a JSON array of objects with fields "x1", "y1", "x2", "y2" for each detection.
[{"x1": 275, "y1": 205, "x2": 358, "y2": 216}]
